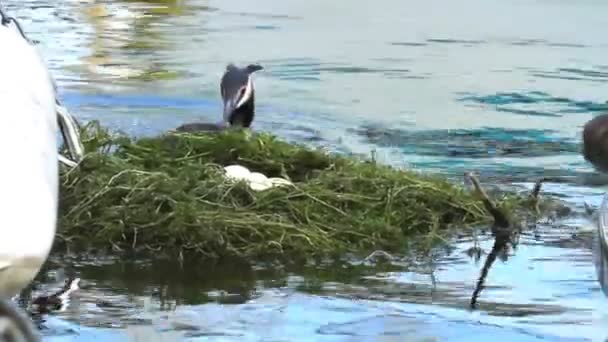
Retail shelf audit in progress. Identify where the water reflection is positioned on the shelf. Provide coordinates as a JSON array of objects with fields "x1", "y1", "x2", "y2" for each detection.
[
  {"x1": 24, "y1": 213, "x2": 603, "y2": 341},
  {"x1": 79, "y1": 0, "x2": 194, "y2": 83}
]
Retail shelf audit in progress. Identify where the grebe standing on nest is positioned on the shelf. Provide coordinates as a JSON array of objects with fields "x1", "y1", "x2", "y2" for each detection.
[{"x1": 176, "y1": 63, "x2": 264, "y2": 132}]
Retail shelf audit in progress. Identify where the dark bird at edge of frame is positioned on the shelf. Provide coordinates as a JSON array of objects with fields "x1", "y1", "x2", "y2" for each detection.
[{"x1": 582, "y1": 113, "x2": 608, "y2": 173}]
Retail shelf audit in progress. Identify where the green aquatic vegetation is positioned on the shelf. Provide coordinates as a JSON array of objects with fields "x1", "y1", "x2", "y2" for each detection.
[{"x1": 57, "y1": 121, "x2": 554, "y2": 262}]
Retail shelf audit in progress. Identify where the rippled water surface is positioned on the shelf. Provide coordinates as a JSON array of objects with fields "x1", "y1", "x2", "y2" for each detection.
[{"x1": 5, "y1": 0, "x2": 608, "y2": 340}]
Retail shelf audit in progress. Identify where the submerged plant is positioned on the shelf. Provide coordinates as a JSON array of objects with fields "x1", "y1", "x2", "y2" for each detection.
[{"x1": 56, "y1": 121, "x2": 552, "y2": 263}]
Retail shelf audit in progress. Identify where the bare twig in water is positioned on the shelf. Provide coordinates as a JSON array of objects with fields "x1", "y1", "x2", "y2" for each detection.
[
  {"x1": 464, "y1": 172, "x2": 510, "y2": 228},
  {"x1": 529, "y1": 178, "x2": 544, "y2": 200},
  {"x1": 584, "y1": 201, "x2": 595, "y2": 216},
  {"x1": 528, "y1": 178, "x2": 545, "y2": 215},
  {"x1": 465, "y1": 172, "x2": 520, "y2": 310}
]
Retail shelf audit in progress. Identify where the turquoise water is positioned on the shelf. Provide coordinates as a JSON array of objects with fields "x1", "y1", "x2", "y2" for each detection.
[{"x1": 5, "y1": 0, "x2": 608, "y2": 340}]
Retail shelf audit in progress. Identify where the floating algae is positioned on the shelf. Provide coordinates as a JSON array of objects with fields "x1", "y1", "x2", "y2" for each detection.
[{"x1": 57, "y1": 121, "x2": 556, "y2": 263}]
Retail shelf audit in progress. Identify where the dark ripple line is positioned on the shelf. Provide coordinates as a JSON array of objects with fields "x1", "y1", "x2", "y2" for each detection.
[
  {"x1": 458, "y1": 91, "x2": 608, "y2": 114},
  {"x1": 221, "y1": 10, "x2": 300, "y2": 20},
  {"x1": 496, "y1": 107, "x2": 561, "y2": 118},
  {"x1": 254, "y1": 25, "x2": 278, "y2": 30},
  {"x1": 390, "y1": 42, "x2": 428, "y2": 47},
  {"x1": 427, "y1": 38, "x2": 486, "y2": 45},
  {"x1": 559, "y1": 68, "x2": 608, "y2": 78},
  {"x1": 547, "y1": 43, "x2": 587, "y2": 48},
  {"x1": 262, "y1": 59, "x2": 418, "y2": 80},
  {"x1": 532, "y1": 73, "x2": 608, "y2": 84},
  {"x1": 510, "y1": 39, "x2": 588, "y2": 48},
  {"x1": 350, "y1": 125, "x2": 580, "y2": 159}
]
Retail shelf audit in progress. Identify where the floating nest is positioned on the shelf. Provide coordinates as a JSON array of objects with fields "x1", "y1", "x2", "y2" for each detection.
[{"x1": 57, "y1": 121, "x2": 554, "y2": 262}]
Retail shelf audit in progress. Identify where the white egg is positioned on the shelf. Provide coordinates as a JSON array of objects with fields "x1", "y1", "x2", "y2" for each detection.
[
  {"x1": 268, "y1": 177, "x2": 293, "y2": 188},
  {"x1": 223, "y1": 164, "x2": 293, "y2": 191},
  {"x1": 249, "y1": 180, "x2": 273, "y2": 192},
  {"x1": 224, "y1": 164, "x2": 251, "y2": 181},
  {"x1": 248, "y1": 172, "x2": 269, "y2": 183}
]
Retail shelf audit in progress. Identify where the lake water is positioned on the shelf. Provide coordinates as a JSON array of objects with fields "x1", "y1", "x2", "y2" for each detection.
[{"x1": 4, "y1": 0, "x2": 608, "y2": 340}]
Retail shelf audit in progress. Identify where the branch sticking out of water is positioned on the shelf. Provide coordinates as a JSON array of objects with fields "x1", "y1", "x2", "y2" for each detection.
[
  {"x1": 584, "y1": 201, "x2": 595, "y2": 216},
  {"x1": 528, "y1": 178, "x2": 545, "y2": 215},
  {"x1": 465, "y1": 172, "x2": 524, "y2": 310},
  {"x1": 465, "y1": 172, "x2": 510, "y2": 228},
  {"x1": 467, "y1": 176, "x2": 547, "y2": 310}
]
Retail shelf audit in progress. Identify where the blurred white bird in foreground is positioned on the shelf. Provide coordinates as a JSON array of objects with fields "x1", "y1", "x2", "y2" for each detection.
[
  {"x1": 0, "y1": 15, "x2": 58, "y2": 301},
  {"x1": 0, "y1": 8, "x2": 62, "y2": 340}
]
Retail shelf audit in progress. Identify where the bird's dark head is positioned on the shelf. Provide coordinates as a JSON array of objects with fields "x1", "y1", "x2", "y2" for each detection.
[
  {"x1": 220, "y1": 63, "x2": 263, "y2": 127},
  {"x1": 583, "y1": 113, "x2": 608, "y2": 173}
]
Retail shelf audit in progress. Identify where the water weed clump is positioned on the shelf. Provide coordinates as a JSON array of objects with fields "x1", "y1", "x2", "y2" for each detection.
[{"x1": 57, "y1": 121, "x2": 548, "y2": 262}]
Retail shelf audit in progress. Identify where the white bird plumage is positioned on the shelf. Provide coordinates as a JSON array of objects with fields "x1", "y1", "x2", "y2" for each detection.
[{"x1": 0, "y1": 21, "x2": 58, "y2": 299}]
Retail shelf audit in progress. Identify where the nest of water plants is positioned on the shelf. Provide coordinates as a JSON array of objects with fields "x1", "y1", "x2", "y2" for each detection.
[{"x1": 57, "y1": 121, "x2": 546, "y2": 262}]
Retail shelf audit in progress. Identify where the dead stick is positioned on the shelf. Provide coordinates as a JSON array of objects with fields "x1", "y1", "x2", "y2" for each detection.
[
  {"x1": 465, "y1": 172, "x2": 510, "y2": 228},
  {"x1": 528, "y1": 178, "x2": 545, "y2": 214}
]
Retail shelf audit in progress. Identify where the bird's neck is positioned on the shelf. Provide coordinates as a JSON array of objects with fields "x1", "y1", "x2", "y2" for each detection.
[{"x1": 230, "y1": 92, "x2": 255, "y2": 128}]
